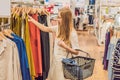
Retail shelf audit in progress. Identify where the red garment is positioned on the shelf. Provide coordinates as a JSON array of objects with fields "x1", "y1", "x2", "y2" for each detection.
[{"x1": 28, "y1": 14, "x2": 42, "y2": 77}]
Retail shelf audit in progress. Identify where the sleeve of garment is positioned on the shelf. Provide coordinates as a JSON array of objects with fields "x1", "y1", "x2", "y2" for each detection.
[
  {"x1": 107, "y1": 44, "x2": 112, "y2": 60},
  {"x1": 13, "y1": 43, "x2": 22, "y2": 80},
  {"x1": 49, "y1": 25, "x2": 58, "y2": 33},
  {"x1": 70, "y1": 31, "x2": 80, "y2": 50}
]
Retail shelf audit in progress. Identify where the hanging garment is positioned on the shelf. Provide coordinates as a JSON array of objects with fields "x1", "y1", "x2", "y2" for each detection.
[
  {"x1": 100, "y1": 22, "x2": 113, "y2": 43},
  {"x1": 0, "y1": 39, "x2": 22, "y2": 80},
  {"x1": 112, "y1": 39, "x2": 120, "y2": 80},
  {"x1": 38, "y1": 14, "x2": 50, "y2": 80},
  {"x1": 21, "y1": 14, "x2": 26, "y2": 39},
  {"x1": 9, "y1": 33, "x2": 31, "y2": 80},
  {"x1": 115, "y1": 13, "x2": 120, "y2": 27},
  {"x1": 103, "y1": 32, "x2": 110, "y2": 70},
  {"x1": 28, "y1": 14, "x2": 42, "y2": 77},
  {"x1": 10, "y1": 14, "x2": 22, "y2": 37},
  {"x1": 24, "y1": 14, "x2": 36, "y2": 80},
  {"x1": 107, "y1": 36, "x2": 118, "y2": 80},
  {"x1": 47, "y1": 26, "x2": 80, "y2": 80}
]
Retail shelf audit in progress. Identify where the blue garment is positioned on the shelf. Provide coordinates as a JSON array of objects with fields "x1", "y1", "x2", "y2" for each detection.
[
  {"x1": 89, "y1": 0, "x2": 95, "y2": 5},
  {"x1": 10, "y1": 34, "x2": 31, "y2": 80}
]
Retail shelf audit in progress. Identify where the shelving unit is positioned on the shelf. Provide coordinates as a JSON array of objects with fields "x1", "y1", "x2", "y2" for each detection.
[{"x1": 97, "y1": 0, "x2": 120, "y2": 45}]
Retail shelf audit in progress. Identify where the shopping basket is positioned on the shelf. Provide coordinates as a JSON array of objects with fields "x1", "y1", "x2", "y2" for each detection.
[{"x1": 62, "y1": 49, "x2": 95, "y2": 80}]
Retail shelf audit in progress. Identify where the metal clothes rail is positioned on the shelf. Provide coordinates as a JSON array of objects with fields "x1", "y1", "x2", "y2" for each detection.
[
  {"x1": 0, "y1": 23, "x2": 10, "y2": 28},
  {"x1": 11, "y1": 1, "x2": 43, "y2": 7}
]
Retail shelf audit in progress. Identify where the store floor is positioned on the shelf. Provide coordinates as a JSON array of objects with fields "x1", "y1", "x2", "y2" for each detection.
[{"x1": 77, "y1": 30, "x2": 108, "y2": 80}]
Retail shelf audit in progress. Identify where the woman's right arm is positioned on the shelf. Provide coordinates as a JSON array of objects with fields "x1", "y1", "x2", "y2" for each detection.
[{"x1": 28, "y1": 16, "x2": 53, "y2": 33}]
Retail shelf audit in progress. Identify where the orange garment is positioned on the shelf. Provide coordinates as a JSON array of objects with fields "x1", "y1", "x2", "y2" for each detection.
[{"x1": 28, "y1": 14, "x2": 42, "y2": 77}]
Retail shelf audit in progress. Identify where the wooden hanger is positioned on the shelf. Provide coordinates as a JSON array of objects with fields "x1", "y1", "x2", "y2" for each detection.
[
  {"x1": 17, "y1": 7, "x2": 22, "y2": 16},
  {"x1": 0, "y1": 32, "x2": 7, "y2": 40},
  {"x1": 11, "y1": 8, "x2": 15, "y2": 15},
  {"x1": 13, "y1": 7, "x2": 19, "y2": 18},
  {"x1": 37, "y1": 8, "x2": 42, "y2": 14},
  {"x1": 26, "y1": 7, "x2": 32, "y2": 14},
  {"x1": 21, "y1": 7, "x2": 26, "y2": 19},
  {"x1": 2, "y1": 29, "x2": 14, "y2": 39},
  {"x1": 0, "y1": 35, "x2": 3, "y2": 41},
  {"x1": 44, "y1": 9, "x2": 49, "y2": 16}
]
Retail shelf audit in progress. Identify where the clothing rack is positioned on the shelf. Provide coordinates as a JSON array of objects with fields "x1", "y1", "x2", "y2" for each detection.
[
  {"x1": 11, "y1": 1, "x2": 43, "y2": 7},
  {"x1": 0, "y1": 23, "x2": 10, "y2": 31},
  {"x1": 0, "y1": 23, "x2": 10, "y2": 27}
]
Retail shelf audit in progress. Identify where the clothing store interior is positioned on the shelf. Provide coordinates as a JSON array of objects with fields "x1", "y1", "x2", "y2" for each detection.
[{"x1": 0, "y1": 0, "x2": 120, "y2": 80}]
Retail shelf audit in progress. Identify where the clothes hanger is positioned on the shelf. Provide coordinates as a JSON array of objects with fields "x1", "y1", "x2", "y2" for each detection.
[
  {"x1": 37, "y1": 8, "x2": 42, "y2": 14},
  {"x1": 0, "y1": 35, "x2": 3, "y2": 41},
  {"x1": 0, "y1": 32, "x2": 7, "y2": 40},
  {"x1": 21, "y1": 7, "x2": 26, "y2": 19},
  {"x1": 44, "y1": 9, "x2": 49, "y2": 16},
  {"x1": 27, "y1": 7, "x2": 32, "y2": 14},
  {"x1": 40, "y1": 9, "x2": 45, "y2": 15},
  {"x1": 30, "y1": 8, "x2": 37, "y2": 14},
  {"x1": 2, "y1": 29, "x2": 14, "y2": 39},
  {"x1": 13, "y1": 7, "x2": 19, "y2": 18},
  {"x1": 1, "y1": 24, "x2": 14, "y2": 39},
  {"x1": 17, "y1": 7, "x2": 22, "y2": 16}
]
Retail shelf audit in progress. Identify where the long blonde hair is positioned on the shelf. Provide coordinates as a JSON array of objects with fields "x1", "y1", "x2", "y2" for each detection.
[{"x1": 57, "y1": 8, "x2": 74, "y2": 45}]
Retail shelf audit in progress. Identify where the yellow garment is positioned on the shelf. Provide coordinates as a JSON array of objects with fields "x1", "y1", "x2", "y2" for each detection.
[
  {"x1": 24, "y1": 15, "x2": 36, "y2": 80},
  {"x1": 11, "y1": 14, "x2": 22, "y2": 37},
  {"x1": 106, "y1": 7, "x2": 109, "y2": 14}
]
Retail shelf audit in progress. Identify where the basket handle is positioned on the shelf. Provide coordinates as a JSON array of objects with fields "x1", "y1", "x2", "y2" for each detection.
[
  {"x1": 75, "y1": 49, "x2": 91, "y2": 58},
  {"x1": 66, "y1": 49, "x2": 91, "y2": 58}
]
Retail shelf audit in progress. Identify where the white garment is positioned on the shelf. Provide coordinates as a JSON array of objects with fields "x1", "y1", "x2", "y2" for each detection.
[
  {"x1": 100, "y1": 22, "x2": 113, "y2": 43},
  {"x1": 115, "y1": 14, "x2": 120, "y2": 26},
  {"x1": 0, "y1": 39, "x2": 22, "y2": 80},
  {"x1": 48, "y1": 26, "x2": 80, "y2": 80}
]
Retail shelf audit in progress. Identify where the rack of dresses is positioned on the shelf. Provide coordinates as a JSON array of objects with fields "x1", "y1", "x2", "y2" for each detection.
[
  {"x1": 0, "y1": 22, "x2": 30, "y2": 80},
  {"x1": 11, "y1": 2, "x2": 50, "y2": 80},
  {"x1": 102, "y1": 27, "x2": 120, "y2": 80}
]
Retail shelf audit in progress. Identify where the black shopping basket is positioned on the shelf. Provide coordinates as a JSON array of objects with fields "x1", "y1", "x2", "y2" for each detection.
[{"x1": 62, "y1": 49, "x2": 95, "y2": 80}]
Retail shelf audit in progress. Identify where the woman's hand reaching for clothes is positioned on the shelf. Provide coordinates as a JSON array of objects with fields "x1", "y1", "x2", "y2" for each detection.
[
  {"x1": 28, "y1": 15, "x2": 53, "y2": 33},
  {"x1": 28, "y1": 15, "x2": 34, "y2": 22}
]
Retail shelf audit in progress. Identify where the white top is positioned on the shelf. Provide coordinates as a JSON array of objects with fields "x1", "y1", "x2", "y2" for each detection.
[{"x1": 48, "y1": 25, "x2": 80, "y2": 80}]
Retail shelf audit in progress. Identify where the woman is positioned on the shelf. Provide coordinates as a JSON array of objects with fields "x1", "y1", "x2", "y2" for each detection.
[{"x1": 28, "y1": 7, "x2": 80, "y2": 80}]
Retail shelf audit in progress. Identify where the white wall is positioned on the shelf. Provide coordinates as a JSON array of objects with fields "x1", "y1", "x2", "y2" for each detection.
[{"x1": 0, "y1": 0, "x2": 11, "y2": 17}]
